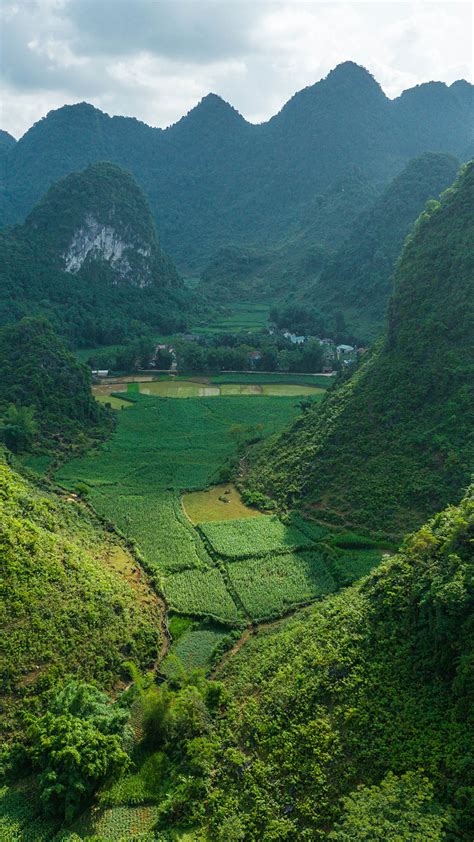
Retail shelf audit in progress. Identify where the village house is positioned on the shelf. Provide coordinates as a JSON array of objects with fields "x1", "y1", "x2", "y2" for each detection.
[
  {"x1": 336, "y1": 344, "x2": 354, "y2": 358},
  {"x1": 248, "y1": 350, "x2": 262, "y2": 367},
  {"x1": 283, "y1": 330, "x2": 306, "y2": 344}
]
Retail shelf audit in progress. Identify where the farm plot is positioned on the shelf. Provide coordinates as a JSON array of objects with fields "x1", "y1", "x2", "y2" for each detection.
[
  {"x1": 55, "y1": 395, "x2": 307, "y2": 624},
  {"x1": 95, "y1": 394, "x2": 134, "y2": 410},
  {"x1": 72, "y1": 804, "x2": 161, "y2": 840},
  {"x1": 57, "y1": 396, "x2": 302, "y2": 493},
  {"x1": 199, "y1": 514, "x2": 316, "y2": 559},
  {"x1": 90, "y1": 490, "x2": 210, "y2": 573},
  {"x1": 164, "y1": 568, "x2": 243, "y2": 624},
  {"x1": 163, "y1": 622, "x2": 231, "y2": 674},
  {"x1": 227, "y1": 551, "x2": 336, "y2": 621},
  {"x1": 182, "y1": 483, "x2": 262, "y2": 523}
]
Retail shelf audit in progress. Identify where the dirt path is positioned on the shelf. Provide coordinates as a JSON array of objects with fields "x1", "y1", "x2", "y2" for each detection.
[{"x1": 211, "y1": 616, "x2": 287, "y2": 678}]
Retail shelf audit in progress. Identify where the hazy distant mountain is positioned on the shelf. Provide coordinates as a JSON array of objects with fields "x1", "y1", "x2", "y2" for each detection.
[
  {"x1": 309, "y1": 152, "x2": 460, "y2": 340},
  {"x1": 199, "y1": 167, "x2": 379, "y2": 301},
  {"x1": 1, "y1": 62, "x2": 472, "y2": 272}
]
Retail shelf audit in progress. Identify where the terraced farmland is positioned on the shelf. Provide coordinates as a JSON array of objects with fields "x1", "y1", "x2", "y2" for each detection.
[{"x1": 55, "y1": 395, "x2": 304, "y2": 626}]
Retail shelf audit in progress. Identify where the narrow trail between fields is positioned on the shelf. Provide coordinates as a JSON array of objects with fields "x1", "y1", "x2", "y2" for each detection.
[{"x1": 211, "y1": 616, "x2": 288, "y2": 678}]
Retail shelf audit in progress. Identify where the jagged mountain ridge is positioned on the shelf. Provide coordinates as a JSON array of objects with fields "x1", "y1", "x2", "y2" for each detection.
[{"x1": 1, "y1": 62, "x2": 472, "y2": 271}]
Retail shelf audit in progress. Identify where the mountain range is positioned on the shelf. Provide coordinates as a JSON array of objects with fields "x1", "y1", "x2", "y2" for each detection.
[{"x1": 1, "y1": 62, "x2": 472, "y2": 275}]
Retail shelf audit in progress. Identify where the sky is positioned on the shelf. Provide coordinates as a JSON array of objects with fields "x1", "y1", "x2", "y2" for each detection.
[{"x1": 1, "y1": 0, "x2": 473, "y2": 139}]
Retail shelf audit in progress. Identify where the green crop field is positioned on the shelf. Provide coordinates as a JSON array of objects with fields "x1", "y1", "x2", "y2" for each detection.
[
  {"x1": 210, "y1": 373, "x2": 334, "y2": 387},
  {"x1": 92, "y1": 490, "x2": 210, "y2": 573},
  {"x1": 164, "y1": 567, "x2": 242, "y2": 623},
  {"x1": 57, "y1": 396, "x2": 302, "y2": 492},
  {"x1": 55, "y1": 394, "x2": 303, "y2": 621},
  {"x1": 54, "y1": 393, "x2": 384, "y2": 641},
  {"x1": 95, "y1": 394, "x2": 134, "y2": 410},
  {"x1": 198, "y1": 514, "x2": 316, "y2": 559},
  {"x1": 192, "y1": 301, "x2": 271, "y2": 334},
  {"x1": 227, "y1": 551, "x2": 336, "y2": 620},
  {"x1": 72, "y1": 804, "x2": 161, "y2": 839},
  {"x1": 164, "y1": 622, "x2": 231, "y2": 674}
]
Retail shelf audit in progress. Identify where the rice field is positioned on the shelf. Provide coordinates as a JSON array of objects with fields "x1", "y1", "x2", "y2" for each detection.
[
  {"x1": 92, "y1": 378, "x2": 326, "y2": 399},
  {"x1": 227, "y1": 551, "x2": 336, "y2": 620},
  {"x1": 182, "y1": 483, "x2": 262, "y2": 523},
  {"x1": 198, "y1": 514, "x2": 316, "y2": 559}
]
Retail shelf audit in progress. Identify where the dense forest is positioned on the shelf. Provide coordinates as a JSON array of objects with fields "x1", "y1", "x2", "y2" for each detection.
[
  {"x1": 0, "y1": 317, "x2": 111, "y2": 454},
  {"x1": 199, "y1": 153, "x2": 460, "y2": 341},
  {"x1": 306, "y1": 151, "x2": 460, "y2": 339},
  {"x1": 244, "y1": 162, "x2": 474, "y2": 536}
]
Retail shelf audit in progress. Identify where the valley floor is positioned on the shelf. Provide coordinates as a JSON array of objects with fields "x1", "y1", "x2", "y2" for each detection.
[{"x1": 1, "y1": 382, "x2": 394, "y2": 840}]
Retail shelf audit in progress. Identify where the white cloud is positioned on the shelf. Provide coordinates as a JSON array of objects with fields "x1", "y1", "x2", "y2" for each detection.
[{"x1": 0, "y1": 0, "x2": 472, "y2": 138}]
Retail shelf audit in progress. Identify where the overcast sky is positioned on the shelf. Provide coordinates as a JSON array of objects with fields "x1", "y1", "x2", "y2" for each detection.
[{"x1": 1, "y1": 1, "x2": 472, "y2": 139}]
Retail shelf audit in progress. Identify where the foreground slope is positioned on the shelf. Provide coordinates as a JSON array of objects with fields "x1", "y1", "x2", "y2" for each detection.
[
  {"x1": 199, "y1": 486, "x2": 473, "y2": 839},
  {"x1": 0, "y1": 162, "x2": 185, "y2": 345},
  {"x1": 244, "y1": 162, "x2": 474, "y2": 536},
  {"x1": 0, "y1": 457, "x2": 163, "y2": 742}
]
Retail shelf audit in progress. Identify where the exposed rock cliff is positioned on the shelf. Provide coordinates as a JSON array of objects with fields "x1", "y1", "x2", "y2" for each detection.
[{"x1": 27, "y1": 161, "x2": 179, "y2": 289}]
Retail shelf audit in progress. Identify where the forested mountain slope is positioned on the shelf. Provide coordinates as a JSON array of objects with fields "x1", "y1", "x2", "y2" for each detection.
[
  {"x1": 0, "y1": 162, "x2": 186, "y2": 345},
  {"x1": 0, "y1": 455, "x2": 163, "y2": 743},
  {"x1": 198, "y1": 168, "x2": 379, "y2": 302},
  {"x1": 1, "y1": 62, "x2": 472, "y2": 271},
  {"x1": 308, "y1": 151, "x2": 460, "y2": 339},
  {"x1": 244, "y1": 162, "x2": 474, "y2": 536},
  {"x1": 197, "y1": 486, "x2": 474, "y2": 839},
  {"x1": 0, "y1": 317, "x2": 111, "y2": 453}
]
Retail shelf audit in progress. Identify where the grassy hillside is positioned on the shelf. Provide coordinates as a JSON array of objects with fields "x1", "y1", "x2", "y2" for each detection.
[
  {"x1": 0, "y1": 456, "x2": 163, "y2": 743},
  {"x1": 244, "y1": 162, "x2": 474, "y2": 537},
  {"x1": 4, "y1": 483, "x2": 467, "y2": 839}
]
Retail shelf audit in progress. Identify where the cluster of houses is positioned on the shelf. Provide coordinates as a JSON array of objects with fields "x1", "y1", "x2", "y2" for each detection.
[{"x1": 92, "y1": 330, "x2": 365, "y2": 379}]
